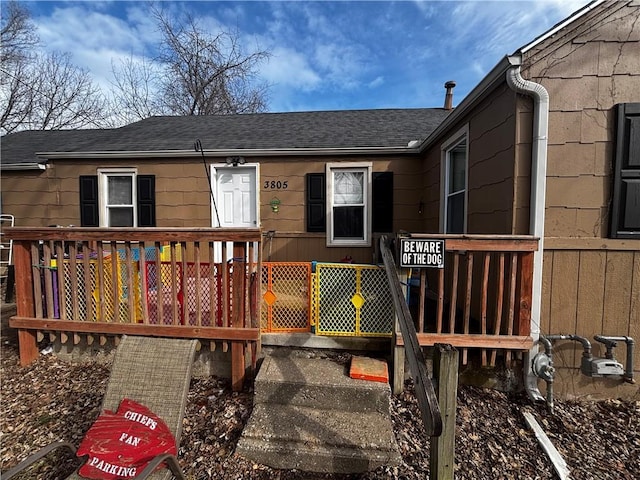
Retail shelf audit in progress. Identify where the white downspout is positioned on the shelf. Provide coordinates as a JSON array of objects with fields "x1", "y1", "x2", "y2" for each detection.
[{"x1": 506, "y1": 56, "x2": 549, "y2": 402}]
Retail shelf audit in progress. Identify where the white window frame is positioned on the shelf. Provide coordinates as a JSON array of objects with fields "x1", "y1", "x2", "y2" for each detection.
[
  {"x1": 326, "y1": 162, "x2": 372, "y2": 247},
  {"x1": 97, "y1": 168, "x2": 137, "y2": 227},
  {"x1": 440, "y1": 125, "x2": 469, "y2": 234}
]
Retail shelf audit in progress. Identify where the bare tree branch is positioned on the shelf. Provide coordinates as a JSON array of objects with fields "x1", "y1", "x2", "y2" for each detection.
[{"x1": 152, "y1": 8, "x2": 270, "y2": 115}]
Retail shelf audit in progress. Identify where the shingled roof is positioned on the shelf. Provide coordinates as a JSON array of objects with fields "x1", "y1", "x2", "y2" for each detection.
[{"x1": 1, "y1": 108, "x2": 450, "y2": 166}]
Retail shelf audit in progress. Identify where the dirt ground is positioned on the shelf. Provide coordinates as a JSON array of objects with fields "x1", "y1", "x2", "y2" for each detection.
[{"x1": 1, "y1": 332, "x2": 638, "y2": 480}]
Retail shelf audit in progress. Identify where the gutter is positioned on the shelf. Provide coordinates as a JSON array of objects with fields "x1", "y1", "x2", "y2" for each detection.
[
  {"x1": 1, "y1": 162, "x2": 47, "y2": 171},
  {"x1": 35, "y1": 145, "x2": 424, "y2": 161},
  {"x1": 505, "y1": 54, "x2": 549, "y2": 403}
]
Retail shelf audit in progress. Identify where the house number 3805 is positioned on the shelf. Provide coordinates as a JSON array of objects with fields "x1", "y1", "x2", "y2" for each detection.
[{"x1": 264, "y1": 180, "x2": 288, "y2": 189}]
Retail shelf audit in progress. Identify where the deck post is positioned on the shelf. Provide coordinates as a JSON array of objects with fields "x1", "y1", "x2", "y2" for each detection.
[
  {"x1": 430, "y1": 344, "x2": 458, "y2": 480},
  {"x1": 13, "y1": 241, "x2": 38, "y2": 366},
  {"x1": 231, "y1": 242, "x2": 247, "y2": 391}
]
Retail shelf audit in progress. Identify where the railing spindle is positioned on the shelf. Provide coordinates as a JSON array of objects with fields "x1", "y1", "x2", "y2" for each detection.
[
  {"x1": 490, "y1": 252, "x2": 506, "y2": 366},
  {"x1": 30, "y1": 243, "x2": 43, "y2": 318},
  {"x1": 462, "y1": 252, "x2": 474, "y2": 365},
  {"x1": 449, "y1": 253, "x2": 459, "y2": 333},
  {"x1": 194, "y1": 241, "x2": 202, "y2": 327},
  {"x1": 480, "y1": 252, "x2": 490, "y2": 365},
  {"x1": 43, "y1": 242, "x2": 54, "y2": 319}
]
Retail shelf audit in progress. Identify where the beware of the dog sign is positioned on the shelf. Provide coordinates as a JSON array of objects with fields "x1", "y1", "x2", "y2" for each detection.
[{"x1": 399, "y1": 239, "x2": 445, "y2": 268}]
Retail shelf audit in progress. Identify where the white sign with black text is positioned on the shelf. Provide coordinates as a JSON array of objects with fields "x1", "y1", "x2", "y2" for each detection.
[{"x1": 399, "y1": 239, "x2": 445, "y2": 268}]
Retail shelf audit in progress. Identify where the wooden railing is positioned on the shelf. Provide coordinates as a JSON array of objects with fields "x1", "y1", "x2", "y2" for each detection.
[
  {"x1": 380, "y1": 235, "x2": 442, "y2": 437},
  {"x1": 395, "y1": 233, "x2": 538, "y2": 366},
  {"x1": 5, "y1": 227, "x2": 262, "y2": 391}
]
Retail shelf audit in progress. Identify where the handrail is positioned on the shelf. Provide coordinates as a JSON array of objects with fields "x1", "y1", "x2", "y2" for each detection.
[{"x1": 380, "y1": 235, "x2": 442, "y2": 437}]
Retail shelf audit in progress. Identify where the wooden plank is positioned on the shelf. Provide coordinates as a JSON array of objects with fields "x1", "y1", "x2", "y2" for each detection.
[
  {"x1": 209, "y1": 243, "x2": 216, "y2": 327},
  {"x1": 110, "y1": 242, "x2": 119, "y2": 323},
  {"x1": 14, "y1": 241, "x2": 38, "y2": 365},
  {"x1": 9, "y1": 317, "x2": 261, "y2": 341},
  {"x1": 171, "y1": 242, "x2": 179, "y2": 325},
  {"x1": 397, "y1": 333, "x2": 533, "y2": 350},
  {"x1": 549, "y1": 251, "x2": 580, "y2": 366},
  {"x1": 231, "y1": 243, "x2": 247, "y2": 391},
  {"x1": 222, "y1": 243, "x2": 229, "y2": 327},
  {"x1": 125, "y1": 242, "x2": 135, "y2": 323},
  {"x1": 522, "y1": 411, "x2": 570, "y2": 480},
  {"x1": 576, "y1": 251, "x2": 606, "y2": 349},
  {"x1": 418, "y1": 269, "x2": 426, "y2": 333},
  {"x1": 69, "y1": 242, "x2": 80, "y2": 322},
  {"x1": 43, "y1": 243, "x2": 54, "y2": 319},
  {"x1": 181, "y1": 243, "x2": 188, "y2": 325},
  {"x1": 155, "y1": 242, "x2": 164, "y2": 325},
  {"x1": 505, "y1": 253, "x2": 518, "y2": 366},
  {"x1": 603, "y1": 251, "x2": 633, "y2": 338},
  {"x1": 30, "y1": 243, "x2": 43, "y2": 318},
  {"x1": 194, "y1": 241, "x2": 202, "y2": 327},
  {"x1": 402, "y1": 234, "x2": 538, "y2": 252},
  {"x1": 462, "y1": 253, "x2": 474, "y2": 365},
  {"x1": 436, "y1": 268, "x2": 445, "y2": 334},
  {"x1": 56, "y1": 242, "x2": 66, "y2": 320},
  {"x1": 139, "y1": 242, "x2": 150, "y2": 325},
  {"x1": 3, "y1": 227, "x2": 263, "y2": 243},
  {"x1": 540, "y1": 251, "x2": 554, "y2": 335},
  {"x1": 480, "y1": 253, "x2": 490, "y2": 365},
  {"x1": 517, "y1": 252, "x2": 534, "y2": 336},
  {"x1": 380, "y1": 235, "x2": 442, "y2": 437},
  {"x1": 96, "y1": 242, "x2": 105, "y2": 323},
  {"x1": 490, "y1": 253, "x2": 505, "y2": 366},
  {"x1": 448, "y1": 253, "x2": 459, "y2": 333},
  {"x1": 430, "y1": 344, "x2": 458, "y2": 480},
  {"x1": 82, "y1": 242, "x2": 93, "y2": 322}
]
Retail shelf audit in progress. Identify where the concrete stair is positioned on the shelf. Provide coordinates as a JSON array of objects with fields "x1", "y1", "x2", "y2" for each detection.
[{"x1": 236, "y1": 355, "x2": 401, "y2": 474}]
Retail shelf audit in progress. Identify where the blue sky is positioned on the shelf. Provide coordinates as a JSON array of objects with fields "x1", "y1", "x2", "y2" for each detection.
[{"x1": 24, "y1": 0, "x2": 592, "y2": 113}]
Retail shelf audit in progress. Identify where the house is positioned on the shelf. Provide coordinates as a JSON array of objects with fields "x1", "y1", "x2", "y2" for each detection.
[{"x1": 1, "y1": 0, "x2": 638, "y2": 400}]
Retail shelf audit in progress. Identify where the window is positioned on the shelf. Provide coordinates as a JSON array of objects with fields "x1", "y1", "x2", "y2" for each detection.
[
  {"x1": 326, "y1": 163, "x2": 372, "y2": 246},
  {"x1": 611, "y1": 103, "x2": 640, "y2": 239},
  {"x1": 79, "y1": 171, "x2": 155, "y2": 227},
  {"x1": 306, "y1": 170, "x2": 392, "y2": 238},
  {"x1": 101, "y1": 169, "x2": 136, "y2": 227},
  {"x1": 442, "y1": 127, "x2": 468, "y2": 234}
]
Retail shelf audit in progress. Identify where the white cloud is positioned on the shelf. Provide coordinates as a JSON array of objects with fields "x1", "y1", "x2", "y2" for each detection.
[{"x1": 261, "y1": 47, "x2": 321, "y2": 91}]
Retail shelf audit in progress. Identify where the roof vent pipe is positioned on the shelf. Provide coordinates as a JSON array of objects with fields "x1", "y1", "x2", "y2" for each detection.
[{"x1": 444, "y1": 81, "x2": 456, "y2": 110}]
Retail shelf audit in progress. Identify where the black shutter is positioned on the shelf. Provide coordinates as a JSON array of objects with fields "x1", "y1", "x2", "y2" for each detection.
[
  {"x1": 306, "y1": 173, "x2": 325, "y2": 232},
  {"x1": 79, "y1": 175, "x2": 99, "y2": 227},
  {"x1": 373, "y1": 172, "x2": 393, "y2": 232},
  {"x1": 611, "y1": 103, "x2": 640, "y2": 238},
  {"x1": 137, "y1": 175, "x2": 156, "y2": 227}
]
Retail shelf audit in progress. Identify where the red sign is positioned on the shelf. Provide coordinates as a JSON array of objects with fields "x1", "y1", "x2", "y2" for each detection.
[{"x1": 76, "y1": 399, "x2": 176, "y2": 479}]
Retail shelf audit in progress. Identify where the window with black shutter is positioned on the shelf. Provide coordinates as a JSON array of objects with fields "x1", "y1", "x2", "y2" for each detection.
[
  {"x1": 306, "y1": 173, "x2": 325, "y2": 232},
  {"x1": 79, "y1": 175, "x2": 99, "y2": 227},
  {"x1": 372, "y1": 172, "x2": 393, "y2": 232},
  {"x1": 611, "y1": 103, "x2": 640, "y2": 239},
  {"x1": 79, "y1": 172, "x2": 156, "y2": 227},
  {"x1": 137, "y1": 175, "x2": 156, "y2": 227},
  {"x1": 307, "y1": 166, "x2": 393, "y2": 244}
]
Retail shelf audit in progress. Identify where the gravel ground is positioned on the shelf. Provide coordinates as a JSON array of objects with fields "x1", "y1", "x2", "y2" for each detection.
[{"x1": 1, "y1": 334, "x2": 638, "y2": 480}]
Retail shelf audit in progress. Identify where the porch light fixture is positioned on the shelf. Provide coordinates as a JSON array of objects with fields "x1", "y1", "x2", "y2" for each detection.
[
  {"x1": 270, "y1": 197, "x2": 281, "y2": 213},
  {"x1": 226, "y1": 156, "x2": 245, "y2": 167}
]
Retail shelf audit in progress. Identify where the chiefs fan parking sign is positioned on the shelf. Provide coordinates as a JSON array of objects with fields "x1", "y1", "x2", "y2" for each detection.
[{"x1": 76, "y1": 399, "x2": 176, "y2": 479}]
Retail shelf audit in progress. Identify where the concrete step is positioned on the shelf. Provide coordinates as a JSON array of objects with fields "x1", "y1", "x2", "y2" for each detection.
[
  {"x1": 236, "y1": 403, "x2": 401, "y2": 474},
  {"x1": 238, "y1": 355, "x2": 401, "y2": 474},
  {"x1": 254, "y1": 356, "x2": 391, "y2": 413}
]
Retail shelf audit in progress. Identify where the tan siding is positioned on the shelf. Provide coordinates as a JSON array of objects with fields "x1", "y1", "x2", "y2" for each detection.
[{"x1": 543, "y1": 246, "x2": 639, "y2": 393}]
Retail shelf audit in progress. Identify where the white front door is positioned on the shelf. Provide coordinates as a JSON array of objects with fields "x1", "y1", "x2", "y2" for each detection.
[
  {"x1": 215, "y1": 166, "x2": 257, "y2": 228},
  {"x1": 211, "y1": 165, "x2": 259, "y2": 261}
]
